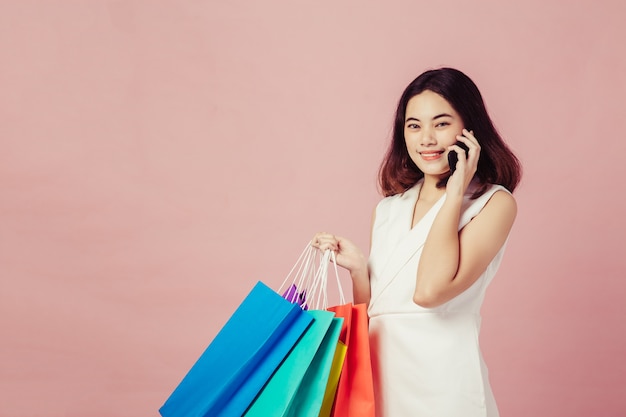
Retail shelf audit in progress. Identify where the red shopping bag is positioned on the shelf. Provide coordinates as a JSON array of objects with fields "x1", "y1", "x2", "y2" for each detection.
[{"x1": 327, "y1": 302, "x2": 375, "y2": 417}]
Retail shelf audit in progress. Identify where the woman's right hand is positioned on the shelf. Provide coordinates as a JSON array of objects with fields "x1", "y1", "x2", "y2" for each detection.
[{"x1": 311, "y1": 232, "x2": 368, "y2": 278}]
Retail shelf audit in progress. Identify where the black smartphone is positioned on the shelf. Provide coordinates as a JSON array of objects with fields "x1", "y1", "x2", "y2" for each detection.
[{"x1": 447, "y1": 141, "x2": 470, "y2": 174}]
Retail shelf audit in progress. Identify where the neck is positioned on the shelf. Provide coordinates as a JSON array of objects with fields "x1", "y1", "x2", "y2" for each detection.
[{"x1": 418, "y1": 175, "x2": 446, "y2": 202}]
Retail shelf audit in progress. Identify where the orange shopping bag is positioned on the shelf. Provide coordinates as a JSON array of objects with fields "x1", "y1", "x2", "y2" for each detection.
[{"x1": 327, "y1": 302, "x2": 375, "y2": 417}]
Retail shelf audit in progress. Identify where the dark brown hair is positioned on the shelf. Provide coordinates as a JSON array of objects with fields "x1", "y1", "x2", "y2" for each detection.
[{"x1": 378, "y1": 67, "x2": 522, "y2": 198}]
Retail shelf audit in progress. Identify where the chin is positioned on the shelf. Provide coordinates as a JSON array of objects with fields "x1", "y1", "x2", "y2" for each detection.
[{"x1": 421, "y1": 168, "x2": 449, "y2": 177}]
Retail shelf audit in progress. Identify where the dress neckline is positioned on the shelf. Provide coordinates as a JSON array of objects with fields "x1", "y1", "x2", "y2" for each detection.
[{"x1": 407, "y1": 181, "x2": 446, "y2": 231}]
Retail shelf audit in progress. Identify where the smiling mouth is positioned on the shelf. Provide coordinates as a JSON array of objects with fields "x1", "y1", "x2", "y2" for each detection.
[{"x1": 419, "y1": 151, "x2": 444, "y2": 161}]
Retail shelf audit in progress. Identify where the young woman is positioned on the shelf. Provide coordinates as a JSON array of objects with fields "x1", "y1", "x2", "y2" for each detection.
[{"x1": 312, "y1": 67, "x2": 522, "y2": 417}]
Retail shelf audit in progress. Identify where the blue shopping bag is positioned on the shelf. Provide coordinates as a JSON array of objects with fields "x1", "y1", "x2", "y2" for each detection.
[
  {"x1": 159, "y1": 281, "x2": 313, "y2": 417},
  {"x1": 244, "y1": 310, "x2": 337, "y2": 417}
]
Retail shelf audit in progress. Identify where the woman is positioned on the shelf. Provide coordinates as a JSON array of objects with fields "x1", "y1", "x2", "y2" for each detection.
[{"x1": 312, "y1": 67, "x2": 521, "y2": 417}]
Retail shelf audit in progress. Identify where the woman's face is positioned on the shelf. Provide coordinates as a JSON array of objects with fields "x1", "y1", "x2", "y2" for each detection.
[{"x1": 403, "y1": 90, "x2": 465, "y2": 177}]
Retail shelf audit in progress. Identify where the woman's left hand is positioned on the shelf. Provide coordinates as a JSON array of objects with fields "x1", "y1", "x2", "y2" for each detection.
[
  {"x1": 447, "y1": 129, "x2": 480, "y2": 198},
  {"x1": 311, "y1": 232, "x2": 368, "y2": 277}
]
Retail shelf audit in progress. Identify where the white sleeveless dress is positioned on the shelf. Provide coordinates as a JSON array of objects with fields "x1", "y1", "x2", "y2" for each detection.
[{"x1": 368, "y1": 181, "x2": 509, "y2": 417}]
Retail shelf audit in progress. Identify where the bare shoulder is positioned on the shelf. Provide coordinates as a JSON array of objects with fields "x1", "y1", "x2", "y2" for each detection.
[
  {"x1": 459, "y1": 189, "x2": 517, "y2": 258},
  {"x1": 466, "y1": 189, "x2": 517, "y2": 237},
  {"x1": 485, "y1": 190, "x2": 517, "y2": 216},
  {"x1": 485, "y1": 189, "x2": 517, "y2": 221}
]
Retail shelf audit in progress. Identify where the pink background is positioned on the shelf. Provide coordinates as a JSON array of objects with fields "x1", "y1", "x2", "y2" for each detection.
[{"x1": 1, "y1": 1, "x2": 624, "y2": 416}]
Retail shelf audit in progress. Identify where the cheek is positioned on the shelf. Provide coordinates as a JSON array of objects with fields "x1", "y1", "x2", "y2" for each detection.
[
  {"x1": 441, "y1": 130, "x2": 460, "y2": 146},
  {"x1": 404, "y1": 130, "x2": 417, "y2": 146}
]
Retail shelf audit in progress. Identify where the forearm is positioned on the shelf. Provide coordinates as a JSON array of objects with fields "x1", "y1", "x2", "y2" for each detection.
[
  {"x1": 350, "y1": 266, "x2": 371, "y2": 306},
  {"x1": 414, "y1": 196, "x2": 463, "y2": 305}
]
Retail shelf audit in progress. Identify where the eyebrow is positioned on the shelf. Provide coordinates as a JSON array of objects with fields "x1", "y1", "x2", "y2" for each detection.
[{"x1": 405, "y1": 113, "x2": 454, "y2": 123}]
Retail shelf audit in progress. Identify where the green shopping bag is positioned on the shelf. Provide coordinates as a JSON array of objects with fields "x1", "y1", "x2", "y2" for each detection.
[
  {"x1": 284, "y1": 316, "x2": 344, "y2": 417},
  {"x1": 244, "y1": 310, "x2": 337, "y2": 417}
]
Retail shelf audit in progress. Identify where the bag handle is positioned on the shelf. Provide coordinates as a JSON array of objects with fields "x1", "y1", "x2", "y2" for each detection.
[
  {"x1": 278, "y1": 242, "x2": 317, "y2": 309},
  {"x1": 309, "y1": 248, "x2": 346, "y2": 310},
  {"x1": 278, "y1": 242, "x2": 346, "y2": 310}
]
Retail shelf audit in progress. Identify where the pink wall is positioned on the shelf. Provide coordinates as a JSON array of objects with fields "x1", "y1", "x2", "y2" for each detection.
[{"x1": 1, "y1": 1, "x2": 624, "y2": 416}]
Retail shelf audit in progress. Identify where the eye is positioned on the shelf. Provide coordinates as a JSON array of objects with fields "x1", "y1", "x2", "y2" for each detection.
[
  {"x1": 406, "y1": 123, "x2": 420, "y2": 129},
  {"x1": 436, "y1": 121, "x2": 450, "y2": 128}
]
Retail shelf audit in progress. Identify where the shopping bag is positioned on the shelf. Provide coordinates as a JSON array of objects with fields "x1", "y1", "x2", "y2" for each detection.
[
  {"x1": 292, "y1": 247, "x2": 374, "y2": 417},
  {"x1": 244, "y1": 309, "x2": 335, "y2": 417},
  {"x1": 282, "y1": 283, "x2": 308, "y2": 309},
  {"x1": 283, "y1": 316, "x2": 344, "y2": 417},
  {"x1": 276, "y1": 244, "x2": 374, "y2": 417},
  {"x1": 318, "y1": 340, "x2": 347, "y2": 417},
  {"x1": 256, "y1": 244, "x2": 346, "y2": 417},
  {"x1": 159, "y1": 281, "x2": 313, "y2": 417},
  {"x1": 328, "y1": 302, "x2": 376, "y2": 417}
]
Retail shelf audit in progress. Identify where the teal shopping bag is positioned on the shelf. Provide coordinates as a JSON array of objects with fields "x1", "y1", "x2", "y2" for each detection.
[
  {"x1": 244, "y1": 310, "x2": 337, "y2": 417},
  {"x1": 284, "y1": 316, "x2": 344, "y2": 417},
  {"x1": 159, "y1": 281, "x2": 313, "y2": 417}
]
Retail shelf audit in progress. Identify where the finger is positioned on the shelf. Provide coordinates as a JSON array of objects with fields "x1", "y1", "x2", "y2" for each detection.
[
  {"x1": 454, "y1": 137, "x2": 480, "y2": 161},
  {"x1": 462, "y1": 128, "x2": 476, "y2": 139},
  {"x1": 449, "y1": 143, "x2": 469, "y2": 161},
  {"x1": 311, "y1": 233, "x2": 338, "y2": 251},
  {"x1": 456, "y1": 134, "x2": 475, "y2": 148},
  {"x1": 317, "y1": 243, "x2": 338, "y2": 252},
  {"x1": 318, "y1": 236, "x2": 338, "y2": 248},
  {"x1": 461, "y1": 129, "x2": 481, "y2": 149}
]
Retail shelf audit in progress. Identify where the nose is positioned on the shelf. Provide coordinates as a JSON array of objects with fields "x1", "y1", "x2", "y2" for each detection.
[{"x1": 420, "y1": 126, "x2": 437, "y2": 146}]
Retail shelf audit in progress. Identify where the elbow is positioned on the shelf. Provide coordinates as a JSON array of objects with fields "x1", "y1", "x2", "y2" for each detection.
[{"x1": 412, "y1": 289, "x2": 445, "y2": 308}]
